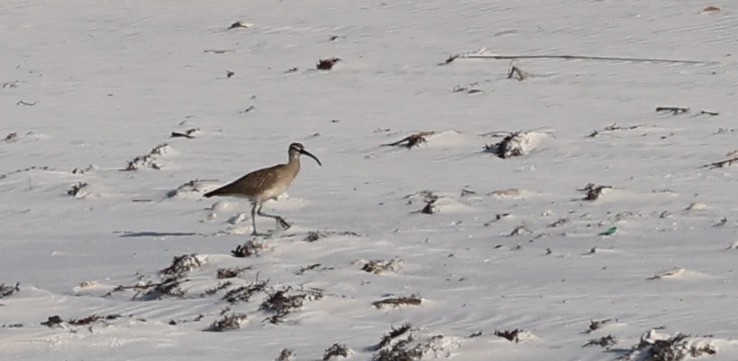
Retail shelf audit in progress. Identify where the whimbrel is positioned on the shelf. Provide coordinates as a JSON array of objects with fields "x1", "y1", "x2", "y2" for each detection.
[{"x1": 204, "y1": 143, "x2": 321, "y2": 236}]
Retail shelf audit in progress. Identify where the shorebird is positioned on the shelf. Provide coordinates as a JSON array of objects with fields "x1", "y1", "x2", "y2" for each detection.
[{"x1": 204, "y1": 143, "x2": 321, "y2": 236}]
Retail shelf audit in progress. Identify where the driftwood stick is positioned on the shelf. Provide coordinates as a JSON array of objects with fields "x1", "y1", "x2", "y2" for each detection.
[
  {"x1": 702, "y1": 157, "x2": 738, "y2": 169},
  {"x1": 459, "y1": 54, "x2": 718, "y2": 65}
]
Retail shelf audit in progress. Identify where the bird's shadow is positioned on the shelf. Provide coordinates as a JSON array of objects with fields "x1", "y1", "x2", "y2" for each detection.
[{"x1": 117, "y1": 231, "x2": 202, "y2": 238}]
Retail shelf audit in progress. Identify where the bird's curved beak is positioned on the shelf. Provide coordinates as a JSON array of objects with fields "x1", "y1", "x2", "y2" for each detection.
[{"x1": 300, "y1": 149, "x2": 322, "y2": 166}]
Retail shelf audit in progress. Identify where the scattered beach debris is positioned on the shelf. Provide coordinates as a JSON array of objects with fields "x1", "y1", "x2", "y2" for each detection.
[
  {"x1": 231, "y1": 240, "x2": 266, "y2": 257},
  {"x1": 3, "y1": 132, "x2": 17, "y2": 142},
  {"x1": 0, "y1": 282, "x2": 20, "y2": 299},
  {"x1": 585, "y1": 319, "x2": 613, "y2": 333},
  {"x1": 167, "y1": 179, "x2": 211, "y2": 198},
  {"x1": 656, "y1": 106, "x2": 689, "y2": 115},
  {"x1": 495, "y1": 329, "x2": 520, "y2": 342},
  {"x1": 372, "y1": 294, "x2": 422, "y2": 309},
  {"x1": 382, "y1": 131, "x2": 435, "y2": 148},
  {"x1": 361, "y1": 258, "x2": 403, "y2": 274},
  {"x1": 275, "y1": 348, "x2": 295, "y2": 361},
  {"x1": 599, "y1": 226, "x2": 617, "y2": 236},
  {"x1": 66, "y1": 182, "x2": 89, "y2": 198},
  {"x1": 228, "y1": 21, "x2": 253, "y2": 29},
  {"x1": 583, "y1": 335, "x2": 617, "y2": 349},
  {"x1": 161, "y1": 254, "x2": 205, "y2": 276},
  {"x1": 484, "y1": 131, "x2": 546, "y2": 158},
  {"x1": 223, "y1": 280, "x2": 268, "y2": 304},
  {"x1": 587, "y1": 123, "x2": 643, "y2": 137},
  {"x1": 578, "y1": 183, "x2": 612, "y2": 201},
  {"x1": 317, "y1": 57, "x2": 341, "y2": 70},
  {"x1": 452, "y1": 83, "x2": 483, "y2": 94},
  {"x1": 648, "y1": 267, "x2": 686, "y2": 280},
  {"x1": 303, "y1": 230, "x2": 361, "y2": 242},
  {"x1": 170, "y1": 128, "x2": 200, "y2": 139},
  {"x1": 216, "y1": 266, "x2": 251, "y2": 279},
  {"x1": 124, "y1": 143, "x2": 171, "y2": 171},
  {"x1": 205, "y1": 313, "x2": 248, "y2": 332},
  {"x1": 16, "y1": 100, "x2": 37, "y2": 106},
  {"x1": 702, "y1": 152, "x2": 738, "y2": 169},
  {"x1": 372, "y1": 324, "x2": 459, "y2": 360},
  {"x1": 507, "y1": 64, "x2": 528, "y2": 81},
  {"x1": 700, "y1": 6, "x2": 721, "y2": 14},
  {"x1": 226, "y1": 70, "x2": 235, "y2": 78},
  {"x1": 322, "y1": 343, "x2": 351, "y2": 360}
]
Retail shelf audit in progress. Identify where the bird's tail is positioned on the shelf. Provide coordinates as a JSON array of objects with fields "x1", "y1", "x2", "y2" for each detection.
[{"x1": 203, "y1": 189, "x2": 220, "y2": 198}]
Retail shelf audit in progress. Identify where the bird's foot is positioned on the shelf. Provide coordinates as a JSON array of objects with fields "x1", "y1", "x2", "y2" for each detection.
[{"x1": 277, "y1": 217, "x2": 291, "y2": 230}]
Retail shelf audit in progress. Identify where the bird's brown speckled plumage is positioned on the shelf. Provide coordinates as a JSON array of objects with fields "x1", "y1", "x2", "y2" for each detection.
[{"x1": 204, "y1": 143, "x2": 321, "y2": 235}]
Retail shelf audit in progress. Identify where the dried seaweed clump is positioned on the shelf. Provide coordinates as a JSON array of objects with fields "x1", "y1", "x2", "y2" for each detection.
[
  {"x1": 323, "y1": 343, "x2": 352, "y2": 360},
  {"x1": 625, "y1": 329, "x2": 717, "y2": 361},
  {"x1": 161, "y1": 254, "x2": 205, "y2": 276},
  {"x1": 578, "y1": 183, "x2": 612, "y2": 201},
  {"x1": 582, "y1": 335, "x2": 616, "y2": 349},
  {"x1": 361, "y1": 258, "x2": 403, "y2": 274},
  {"x1": 484, "y1": 132, "x2": 528, "y2": 158},
  {"x1": 371, "y1": 324, "x2": 459, "y2": 361},
  {"x1": 372, "y1": 294, "x2": 422, "y2": 309},
  {"x1": 125, "y1": 143, "x2": 171, "y2": 171},
  {"x1": 382, "y1": 131, "x2": 435, "y2": 149},
  {"x1": 205, "y1": 313, "x2": 248, "y2": 332},
  {"x1": 0, "y1": 282, "x2": 20, "y2": 299},
  {"x1": 231, "y1": 240, "x2": 266, "y2": 257}
]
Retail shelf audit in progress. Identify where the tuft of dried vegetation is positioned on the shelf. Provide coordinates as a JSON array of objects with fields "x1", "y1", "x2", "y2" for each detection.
[
  {"x1": 0, "y1": 282, "x2": 20, "y2": 299},
  {"x1": 317, "y1": 57, "x2": 341, "y2": 70},
  {"x1": 295, "y1": 263, "x2": 324, "y2": 275},
  {"x1": 582, "y1": 335, "x2": 616, "y2": 349},
  {"x1": 41, "y1": 314, "x2": 122, "y2": 328},
  {"x1": 205, "y1": 313, "x2": 247, "y2": 332},
  {"x1": 374, "y1": 323, "x2": 413, "y2": 350},
  {"x1": 371, "y1": 324, "x2": 459, "y2": 361},
  {"x1": 124, "y1": 143, "x2": 171, "y2": 171},
  {"x1": 625, "y1": 330, "x2": 717, "y2": 361},
  {"x1": 223, "y1": 280, "x2": 269, "y2": 304},
  {"x1": 161, "y1": 254, "x2": 205, "y2": 276},
  {"x1": 587, "y1": 123, "x2": 643, "y2": 138},
  {"x1": 323, "y1": 343, "x2": 351, "y2": 360},
  {"x1": 68, "y1": 314, "x2": 122, "y2": 326},
  {"x1": 452, "y1": 83, "x2": 483, "y2": 94},
  {"x1": 41, "y1": 315, "x2": 64, "y2": 328},
  {"x1": 3, "y1": 132, "x2": 18, "y2": 142},
  {"x1": 578, "y1": 183, "x2": 612, "y2": 201},
  {"x1": 275, "y1": 348, "x2": 295, "y2": 361},
  {"x1": 484, "y1": 131, "x2": 528, "y2": 158},
  {"x1": 217, "y1": 266, "x2": 251, "y2": 279},
  {"x1": 372, "y1": 294, "x2": 422, "y2": 309},
  {"x1": 66, "y1": 182, "x2": 89, "y2": 198},
  {"x1": 361, "y1": 258, "x2": 403, "y2": 274},
  {"x1": 231, "y1": 240, "x2": 265, "y2": 257},
  {"x1": 382, "y1": 131, "x2": 435, "y2": 148},
  {"x1": 167, "y1": 179, "x2": 210, "y2": 198},
  {"x1": 260, "y1": 287, "x2": 324, "y2": 324},
  {"x1": 584, "y1": 318, "x2": 613, "y2": 333},
  {"x1": 303, "y1": 230, "x2": 361, "y2": 242}
]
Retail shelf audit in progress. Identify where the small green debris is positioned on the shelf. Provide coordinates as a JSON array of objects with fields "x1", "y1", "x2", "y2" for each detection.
[{"x1": 599, "y1": 227, "x2": 617, "y2": 236}]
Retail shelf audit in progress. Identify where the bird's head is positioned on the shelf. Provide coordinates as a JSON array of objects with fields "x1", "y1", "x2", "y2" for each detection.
[{"x1": 289, "y1": 143, "x2": 322, "y2": 166}]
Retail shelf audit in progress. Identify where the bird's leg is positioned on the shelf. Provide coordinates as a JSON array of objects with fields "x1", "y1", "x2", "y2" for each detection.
[
  {"x1": 256, "y1": 202, "x2": 291, "y2": 230},
  {"x1": 250, "y1": 201, "x2": 259, "y2": 236}
]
